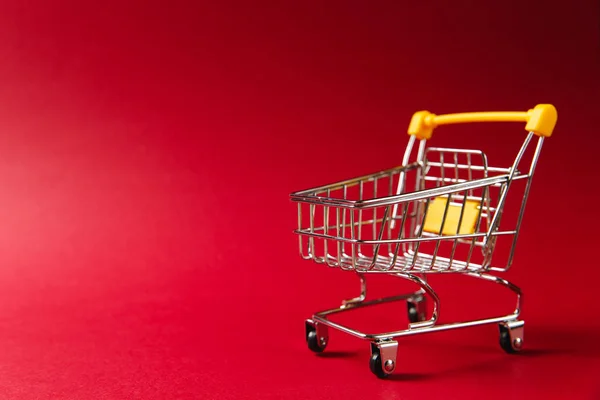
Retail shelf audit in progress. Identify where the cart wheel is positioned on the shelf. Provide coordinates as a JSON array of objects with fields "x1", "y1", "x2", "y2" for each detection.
[
  {"x1": 369, "y1": 351, "x2": 389, "y2": 378},
  {"x1": 499, "y1": 321, "x2": 524, "y2": 354},
  {"x1": 305, "y1": 320, "x2": 328, "y2": 353},
  {"x1": 369, "y1": 341, "x2": 397, "y2": 379},
  {"x1": 307, "y1": 330, "x2": 326, "y2": 353},
  {"x1": 407, "y1": 296, "x2": 426, "y2": 323}
]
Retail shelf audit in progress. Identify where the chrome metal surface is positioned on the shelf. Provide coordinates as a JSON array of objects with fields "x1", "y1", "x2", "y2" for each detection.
[
  {"x1": 374, "y1": 341, "x2": 398, "y2": 374},
  {"x1": 503, "y1": 319, "x2": 525, "y2": 350},
  {"x1": 341, "y1": 274, "x2": 366, "y2": 308},
  {"x1": 384, "y1": 360, "x2": 395, "y2": 373},
  {"x1": 309, "y1": 271, "x2": 522, "y2": 342},
  {"x1": 293, "y1": 127, "x2": 546, "y2": 371}
]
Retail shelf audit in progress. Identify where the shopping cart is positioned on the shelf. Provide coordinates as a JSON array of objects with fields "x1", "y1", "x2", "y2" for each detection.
[{"x1": 290, "y1": 104, "x2": 557, "y2": 378}]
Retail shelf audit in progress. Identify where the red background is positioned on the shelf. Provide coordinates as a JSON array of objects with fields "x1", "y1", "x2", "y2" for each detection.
[{"x1": 0, "y1": 1, "x2": 598, "y2": 398}]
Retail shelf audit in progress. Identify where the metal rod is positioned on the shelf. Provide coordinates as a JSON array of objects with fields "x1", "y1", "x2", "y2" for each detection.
[
  {"x1": 485, "y1": 132, "x2": 535, "y2": 244},
  {"x1": 313, "y1": 313, "x2": 519, "y2": 340},
  {"x1": 506, "y1": 136, "x2": 545, "y2": 269},
  {"x1": 292, "y1": 175, "x2": 510, "y2": 209},
  {"x1": 294, "y1": 228, "x2": 517, "y2": 245}
]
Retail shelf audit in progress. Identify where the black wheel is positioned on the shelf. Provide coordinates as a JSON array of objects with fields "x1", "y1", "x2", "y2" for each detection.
[
  {"x1": 407, "y1": 300, "x2": 425, "y2": 323},
  {"x1": 369, "y1": 350, "x2": 390, "y2": 379},
  {"x1": 307, "y1": 329, "x2": 326, "y2": 353},
  {"x1": 499, "y1": 324, "x2": 520, "y2": 354},
  {"x1": 407, "y1": 302, "x2": 419, "y2": 323}
]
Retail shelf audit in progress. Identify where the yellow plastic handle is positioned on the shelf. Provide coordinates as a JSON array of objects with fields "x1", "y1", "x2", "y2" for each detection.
[{"x1": 407, "y1": 104, "x2": 557, "y2": 140}]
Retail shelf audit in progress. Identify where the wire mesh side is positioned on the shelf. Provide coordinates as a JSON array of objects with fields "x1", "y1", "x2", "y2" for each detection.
[{"x1": 294, "y1": 134, "x2": 544, "y2": 273}]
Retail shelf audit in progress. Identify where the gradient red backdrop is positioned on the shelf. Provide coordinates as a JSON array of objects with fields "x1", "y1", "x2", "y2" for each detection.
[{"x1": 0, "y1": 1, "x2": 598, "y2": 399}]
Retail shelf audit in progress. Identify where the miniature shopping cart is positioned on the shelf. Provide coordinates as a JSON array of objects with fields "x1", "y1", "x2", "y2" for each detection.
[{"x1": 290, "y1": 104, "x2": 557, "y2": 378}]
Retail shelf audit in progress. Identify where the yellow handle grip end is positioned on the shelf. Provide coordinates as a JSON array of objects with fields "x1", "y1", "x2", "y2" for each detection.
[
  {"x1": 525, "y1": 104, "x2": 557, "y2": 137},
  {"x1": 407, "y1": 110, "x2": 435, "y2": 140}
]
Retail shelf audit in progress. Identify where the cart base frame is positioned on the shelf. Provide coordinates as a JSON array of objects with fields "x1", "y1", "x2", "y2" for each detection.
[{"x1": 304, "y1": 271, "x2": 524, "y2": 378}]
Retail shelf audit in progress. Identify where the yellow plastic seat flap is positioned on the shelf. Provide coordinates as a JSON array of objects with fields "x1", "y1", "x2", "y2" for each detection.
[{"x1": 423, "y1": 197, "x2": 481, "y2": 236}]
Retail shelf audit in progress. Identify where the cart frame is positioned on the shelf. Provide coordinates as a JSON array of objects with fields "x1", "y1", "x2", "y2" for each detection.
[{"x1": 290, "y1": 104, "x2": 557, "y2": 378}]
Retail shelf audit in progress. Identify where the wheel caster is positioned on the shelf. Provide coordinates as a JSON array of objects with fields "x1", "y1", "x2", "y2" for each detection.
[
  {"x1": 305, "y1": 319, "x2": 328, "y2": 353},
  {"x1": 369, "y1": 341, "x2": 398, "y2": 379},
  {"x1": 407, "y1": 295, "x2": 427, "y2": 323},
  {"x1": 499, "y1": 320, "x2": 524, "y2": 354}
]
